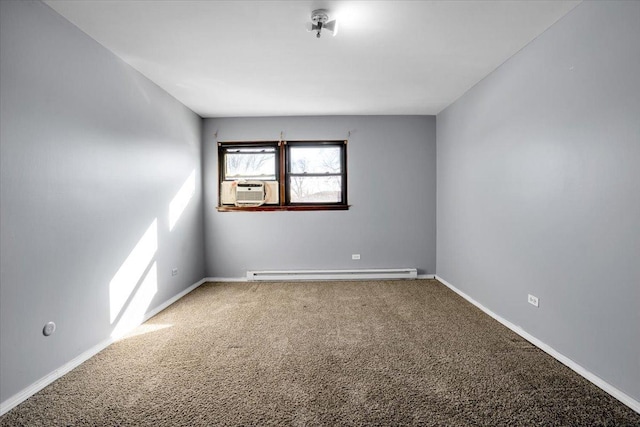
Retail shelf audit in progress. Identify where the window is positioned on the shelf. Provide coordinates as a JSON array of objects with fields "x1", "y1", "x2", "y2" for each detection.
[
  {"x1": 218, "y1": 140, "x2": 347, "y2": 211},
  {"x1": 222, "y1": 145, "x2": 277, "y2": 181},
  {"x1": 287, "y1": 142, "x2": 346, "y2": 204}
]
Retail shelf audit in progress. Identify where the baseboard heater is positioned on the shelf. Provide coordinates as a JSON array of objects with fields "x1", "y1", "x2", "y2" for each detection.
[{"x1": 246, "y1": 268, "x2": 418, "y2": 281}]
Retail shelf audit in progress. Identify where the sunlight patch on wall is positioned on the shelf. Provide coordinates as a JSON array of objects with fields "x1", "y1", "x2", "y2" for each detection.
[
  {"x1": 109, "y1": 219, "x2": 158, "y2": 323},
  {"x1": 169, "y1": 170, "x2": 195, "y2": 231},
  {"x1": 111, "y1": 262, "x2": 158, "y2": 339}
]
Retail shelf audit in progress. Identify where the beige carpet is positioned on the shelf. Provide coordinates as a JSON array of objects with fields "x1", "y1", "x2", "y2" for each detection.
[{"x1": 1, "y1": 279, "x2": 639, "y2": 426}]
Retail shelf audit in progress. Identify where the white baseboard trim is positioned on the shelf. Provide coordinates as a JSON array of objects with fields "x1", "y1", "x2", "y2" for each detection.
[
  {"x1": 0, "y1": 278, "x2": 207, "y2": 416},
  {"x1": 145, "y1": 278, "x2": 208, "y2": 320},
  {"x1": 204, "y1": 276, "x2": 248, "y2": 282},
  {"x1": 0, "y1": 336, "x2": 116, "y2": 417},
  {"x1": 203, "y1": 275, "x2": 436, "y2": 282},
  {"x1": 434, "y1": 275, "x2": 640, "y2": 414}
]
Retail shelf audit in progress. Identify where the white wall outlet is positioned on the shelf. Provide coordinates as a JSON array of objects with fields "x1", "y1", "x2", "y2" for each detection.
[
  {"x1": 171, "y1": 268, "x2": 178, "y2": 276},
  {"x1": 43, "y1": 321, "x2": 56, "y2": 336},
  {"x1": 528, "y1": 294, "x2": 539, "y2": 308},
  {"x1": 352, "y1": 254, "x2": 361, "y2": 260}
]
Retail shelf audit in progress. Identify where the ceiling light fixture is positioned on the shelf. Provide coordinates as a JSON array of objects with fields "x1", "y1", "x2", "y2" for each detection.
[{"x1": 307, "y1": 9, "x2": 338, "y2": 38}]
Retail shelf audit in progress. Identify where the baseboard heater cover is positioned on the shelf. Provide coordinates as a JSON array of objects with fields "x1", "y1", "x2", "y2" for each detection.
[{"x1": 247, "y1": 268, "x2": 418, "y2": 281}]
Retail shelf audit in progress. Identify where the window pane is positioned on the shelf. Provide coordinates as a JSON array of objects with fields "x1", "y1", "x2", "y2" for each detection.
[
  {"x1": 225, "y1": 148, "x2": 276, "y2": 180},
  {"x1": 290, "y1": 146, "x2": 341, "y2": 174},
  {"x1": 289, "y1": 176, "x2": 341, "y2": 203}
]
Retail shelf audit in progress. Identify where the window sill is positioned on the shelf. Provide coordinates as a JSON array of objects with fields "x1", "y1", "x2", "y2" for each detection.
[{"x1": 216, "y1": 204, "x2": 350, "y2": 212}]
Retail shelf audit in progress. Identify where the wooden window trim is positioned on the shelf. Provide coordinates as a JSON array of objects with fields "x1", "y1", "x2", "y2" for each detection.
[
  {"x1": 216, "y1": 204, "x2": 350, "y2": 212},
  {"x1": 285, "y1": 141, "x2": 347, "y2": 206},
  {"x1": 217, "y1": 139, "x2": 348, "y2": 212}
]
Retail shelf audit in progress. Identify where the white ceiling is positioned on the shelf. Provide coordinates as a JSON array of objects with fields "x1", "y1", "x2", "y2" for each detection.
[{"x1": 45, "y1": 0, "x2": 580, "y2": 118}]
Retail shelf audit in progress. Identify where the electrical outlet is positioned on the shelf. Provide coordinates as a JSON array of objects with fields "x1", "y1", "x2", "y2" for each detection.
[
  {"x1": 528, "y1": 294, "x2": 539, "y2": 308},
  {"x1": 172, "y1": 268, "x2": 178, "y2": 276},
  {"x1": 352, "y1": 254, "x2": 361, "y2": 260}
]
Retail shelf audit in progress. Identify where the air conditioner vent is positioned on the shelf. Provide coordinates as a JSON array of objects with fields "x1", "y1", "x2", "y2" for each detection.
[
  {"x1": 235, "y1": 181, "x2": 265, "y2": 206},
  {"x1": 236, "y1": 190, "x2": 263, "y2": 201}
]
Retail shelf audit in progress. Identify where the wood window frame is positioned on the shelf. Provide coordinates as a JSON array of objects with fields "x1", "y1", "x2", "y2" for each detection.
[{"x1": 217, "y1": 140, "x2": 349, "y2": 212}]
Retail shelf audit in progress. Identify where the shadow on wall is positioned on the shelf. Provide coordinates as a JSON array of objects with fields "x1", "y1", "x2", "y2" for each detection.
[{"x1": 108, "y1": 170, "x2": 195, "y2": 339}]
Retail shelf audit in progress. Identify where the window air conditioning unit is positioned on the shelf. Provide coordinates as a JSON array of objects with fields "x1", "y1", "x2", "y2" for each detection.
[{"x1": 220, "y1": 181, "x2": 278, "y2": 206}]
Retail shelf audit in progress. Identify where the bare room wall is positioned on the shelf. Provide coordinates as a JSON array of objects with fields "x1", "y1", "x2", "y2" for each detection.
[
  {"x1": 0, "y1": 0, "x2": 205, "y2": 404},
  {"x1": 437, "y1": 0, "x2": 640, "y2": 403},
  {"x1": 202, "y1": 116, "x2": 436, "y2": 278}
]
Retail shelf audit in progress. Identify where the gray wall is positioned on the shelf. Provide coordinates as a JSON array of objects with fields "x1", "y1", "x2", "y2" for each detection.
[
  {"x1": 203, "y1": 116, "x2": 436, "y2": 278},
  {"x1": 437, "y1": 0, "x2": 640, "y2": 402},
  {"x1": 0, "y1": 1, "x2": 205, "y2": 403}
]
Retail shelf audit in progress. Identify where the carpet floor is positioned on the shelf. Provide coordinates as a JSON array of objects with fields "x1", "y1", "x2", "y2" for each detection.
[{"x1": 1, "y1": 279, "x2": 639, "y2": 426}]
